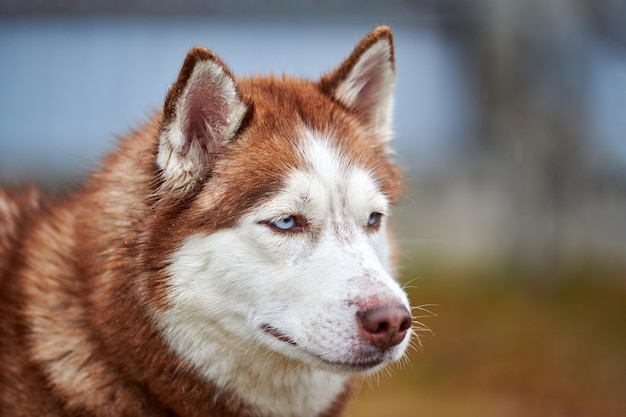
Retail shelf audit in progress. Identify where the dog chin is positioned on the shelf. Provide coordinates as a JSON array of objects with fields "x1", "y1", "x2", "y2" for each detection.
[{"x1": 260, "y1": 323, "x2": 403, "y2": 375}]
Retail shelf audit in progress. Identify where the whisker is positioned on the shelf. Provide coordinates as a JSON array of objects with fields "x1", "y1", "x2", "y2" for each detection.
[
  {"x1": 411, "y1": 303, "x2": 439, "y2": 315},
  {"x1": 401, "y1": 277, "x2": 420, "y2": 291},
  {"x1": 399, "y1": 192, "x2": 418, "y2": 205},
  {"x1": 410, "y1": 336, "x2": 424, "y2": 352},
  {"x1": 412, "y1": 321, "x2": 434, "y2": 334}
]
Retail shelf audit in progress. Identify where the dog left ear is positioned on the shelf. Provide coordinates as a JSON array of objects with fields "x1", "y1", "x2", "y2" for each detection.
[
  {"x1": 157, "y1": 47, "x2": 248, "y2": 191},
  {"x1": 319, "y1": 26, "x2": 396, "y2": 145}
]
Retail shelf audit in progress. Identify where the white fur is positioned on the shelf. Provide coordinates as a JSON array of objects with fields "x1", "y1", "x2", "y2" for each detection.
[{"x1": 159, "y1": 130, "x2": 410, "y2": 417}]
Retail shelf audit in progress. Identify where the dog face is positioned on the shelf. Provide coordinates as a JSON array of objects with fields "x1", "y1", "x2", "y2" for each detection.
[{"x1": 150, "y1": 27, "x2": 411, "y2": 385}]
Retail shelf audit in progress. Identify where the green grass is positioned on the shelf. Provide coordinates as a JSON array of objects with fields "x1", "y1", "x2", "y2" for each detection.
[{"x1": 345, "y1": 264, "x2": 626, "y2": 417}]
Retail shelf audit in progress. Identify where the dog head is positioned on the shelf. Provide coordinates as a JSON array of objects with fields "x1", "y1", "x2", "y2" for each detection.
[{"x1": 149, "y1": 26, "x2": 411, "y2": 379}]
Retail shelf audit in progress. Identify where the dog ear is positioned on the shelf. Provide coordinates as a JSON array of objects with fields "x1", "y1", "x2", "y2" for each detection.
[
  {"x1": 157, "y1": 47, "x2": 247, "y2": 191},
  {"x1": 319, "y1": 26, "x2": 396, "y2": 145}
]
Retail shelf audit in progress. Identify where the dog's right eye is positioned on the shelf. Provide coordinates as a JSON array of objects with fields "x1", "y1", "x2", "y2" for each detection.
[
  {"x1": 272, "y1": 216, "x2": 296, "y2": 230},
  {"x1": 268, "y1": 215, "x2": 305, "y2": 233}
]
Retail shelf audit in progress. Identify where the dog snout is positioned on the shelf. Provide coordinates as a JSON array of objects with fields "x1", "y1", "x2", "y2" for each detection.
[{"x1": 357, "y1": 303, "x2": 411, "y2": 350}]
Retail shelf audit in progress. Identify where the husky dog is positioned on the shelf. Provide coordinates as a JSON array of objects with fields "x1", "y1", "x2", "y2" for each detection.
[{"x1": 0, "y1": 26, "x2": 412, "y2": 417}]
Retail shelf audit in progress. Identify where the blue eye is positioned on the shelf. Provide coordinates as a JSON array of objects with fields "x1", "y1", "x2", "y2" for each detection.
[
  {"x1": 271, "y1": 216, "x2": 297, "y2": 231},
  {"x1": 368, "y1": 212, "x2": 382, "y2": 229}
]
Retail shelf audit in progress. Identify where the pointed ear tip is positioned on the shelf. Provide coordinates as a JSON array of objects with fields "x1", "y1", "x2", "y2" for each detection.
[
  {"x1": 184, "y1": 46, "x2": 217, "y2": 65},
  {"x1": 180, "y1": 46, "x2": 238, "y2": 85},
  {"x1": 370, "y1": 26, "x2": 393, "y2": 44},
  {"x1": 362, "y1": 26, "x2": 394, "y2": 62},
  {"x1": 372, "y1": 25, "x2": 393, "y2": 37},
  {"x1": 189, "y1": 45, "x2": 210, "y2": 54}
]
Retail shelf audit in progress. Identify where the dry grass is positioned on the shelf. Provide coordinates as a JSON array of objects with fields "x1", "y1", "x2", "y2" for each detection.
[{"x1": 345, "y1": 265, "x2": 626, "y2": 417}]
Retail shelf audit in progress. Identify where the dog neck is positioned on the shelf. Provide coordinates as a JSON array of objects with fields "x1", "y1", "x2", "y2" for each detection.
[{"x1": 158, "y1": 314, "x2": 352, "y2": 417}]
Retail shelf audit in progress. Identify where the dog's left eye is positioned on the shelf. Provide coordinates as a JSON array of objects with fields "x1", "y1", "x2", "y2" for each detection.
[{"x1": 367, "y1": 212, "x2": 383, "y2": 230}]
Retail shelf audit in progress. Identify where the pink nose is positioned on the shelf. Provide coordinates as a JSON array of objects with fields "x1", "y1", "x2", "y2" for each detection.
[{"x1": 357, "y1": 304, "x2": 411, "y2": 350}]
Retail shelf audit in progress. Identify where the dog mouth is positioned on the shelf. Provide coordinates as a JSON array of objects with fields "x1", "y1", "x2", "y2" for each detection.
[
  {"x1": 314, "y1": 354, "x2": 385, "y2": 373},
  {"x1": 261, "y1": 324, "x2": 297, "y2": 346},
  {"x1": 260, "y1": 324, "x2": 386, "y2": 372}
]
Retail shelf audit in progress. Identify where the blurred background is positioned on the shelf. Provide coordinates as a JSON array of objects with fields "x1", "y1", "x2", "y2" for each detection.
[{"x1": 1, "y1": 1, "x2": 625, "y2": 416}]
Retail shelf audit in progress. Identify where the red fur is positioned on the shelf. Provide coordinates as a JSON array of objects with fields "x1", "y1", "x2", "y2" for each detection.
[{"x1": 0, "y1": 26, "x2": 401, "y2": 417}]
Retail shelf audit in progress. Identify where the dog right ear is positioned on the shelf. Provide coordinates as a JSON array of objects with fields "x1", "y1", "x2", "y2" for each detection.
[
  {"x1": 319, "y1": 26, "x2": 396, "y2": 146},
  {"x1": 157, "y1": 47, "x2": 247, "y2": 192}
]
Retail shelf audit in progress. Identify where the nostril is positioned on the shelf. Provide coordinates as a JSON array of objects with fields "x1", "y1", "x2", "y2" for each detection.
[
  {"x1": 358, "y1": 308, "x2": 387, "y2": 335},
  {"x1": 399, "y1": 315, "x2": 411, "y2": 332},
  {"x1": 366, "y1": 318, "x2": 389, "y2": 335}
]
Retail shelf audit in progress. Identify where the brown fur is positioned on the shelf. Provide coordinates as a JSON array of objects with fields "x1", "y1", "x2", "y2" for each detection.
[{"x1": 0, "y1": 27, "x2": 401, "y2": 416}]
